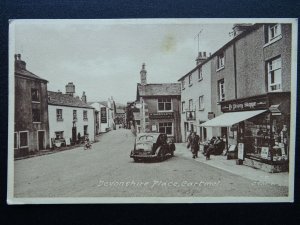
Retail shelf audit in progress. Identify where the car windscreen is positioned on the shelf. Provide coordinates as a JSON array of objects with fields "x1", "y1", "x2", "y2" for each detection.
[{"x1": 137, "y1": 135, "x2": 155, "y2": 143}]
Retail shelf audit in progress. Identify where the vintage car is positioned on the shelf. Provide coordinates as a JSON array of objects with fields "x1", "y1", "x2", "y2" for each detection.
[{"x1": 130, "y1": 133, "x2": 175, "y2": 162}]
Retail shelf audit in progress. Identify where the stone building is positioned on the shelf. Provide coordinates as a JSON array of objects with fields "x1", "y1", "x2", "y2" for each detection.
[{"x1": 14, "y1": 54, "x2": 50, "y2": 157}]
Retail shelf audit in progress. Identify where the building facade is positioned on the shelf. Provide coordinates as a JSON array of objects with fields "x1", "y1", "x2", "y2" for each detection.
[
  {"x1": 200, "y1": 23, "x2": 292, "y2": 172},
  {"x1": 48, "y1": 87, "x2": 95, "y2": 148},
  {"x1": 14, "y1": 54, "x2": 50, "y2": 157},
  {"x1": 178, "y1": 51, "x2": 216, "y2": 142},
  {"x1": 136, "y1": 64, "x2": 182, "y2": 142}
]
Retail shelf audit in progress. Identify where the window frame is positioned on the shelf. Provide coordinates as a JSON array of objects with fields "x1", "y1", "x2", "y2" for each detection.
[
  {"x1": 55, "y1": 131, "x2": 64, "y2": 139},
  {"x1": 181, "y1": 101, "x2": 185, "y2": 113},
  {"x1": 189, "y1": 99, "x2": 193, "y2": 111},
  {"x1": 158, "y1": 122, "x2": 173, "y2": 136},
  {"x1": 181, "y1": 79, "x2": 185, "y2": 90},
  {"x1": 199, "y1": 95, "x2": 204, "y2": 111},
  {"x1": 73, "y1": 110, "x2": 77, "y2": 120},
  {"x1": 157, "y1": 97, "x2": 173, "y2": 112},
  {"x1": 217, "y1": 52, "x2": 225, "y2": 71},
  {"x1": 267, "y1": 57, "x2": 282, "y2": 92},
  {"x1": 198, "y1": 67, "x2": 203, "y2": 81},
  {"x1": 218, "y1": 79, "x2": 225, "y2": 102},
  {"x1": 56, "y1": 108, "x2": 63, "y2": 121},
  {"x1": 268, "y1": 24, "x2": 282, "y2": 42},
  {"x1": 31, "y1": 88, "x2": 40, "y2": 102},
  {"x1": 19, "y1": 131, "x2": 29, "y2": 148},
  {"x1": 32, "y1": 107, "x2": 41, "y2": 123},
  {"x1": 188, "y1": 74, "x2": 192, "y2": 86},
  {"x1": 83, "y1": 110, "x2": 88, "y2": 120}
]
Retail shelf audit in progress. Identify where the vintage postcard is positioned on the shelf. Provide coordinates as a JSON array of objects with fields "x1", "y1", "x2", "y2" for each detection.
[{"x1": 7, "y1": 18, "x2": 297, "y2": 204}]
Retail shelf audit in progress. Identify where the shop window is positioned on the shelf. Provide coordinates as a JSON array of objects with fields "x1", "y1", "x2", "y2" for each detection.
[
  {"x1": 217, "y1": 52, "x2": 225, "y2": 70},
  {"x1": 14, "y1": 132, "x2": 18, "y2": 149},
  {"x1": 199, "y1": 95, "x2": 204, "y2": 110},
  {"x1": 73, "y1": 110, "x2": 77, "y2": 120},
  {"x1": 266, "y1": 24, "x2": 282, "y2": 43},
  {"x1": 198, "y1": 67, "x2": 203, "y2": 81},
  {"x1": 181, "y1": 101, "x2": 185, "y2": 113},
  {"x1": 267, "y1": 57, "x2": 282, "y2": 92},
  {"x1": 32, "y1": 108, "x2": 41, "y2": 122},
  {"x1": 158, "y1": 97, "x2": 172, "y2": 111},
  {"x1": 55, "y1": 131, "x2": 64, "y2": 139},
  {"x1": 159, "y1": 122, "x2": 173, "y2": 135},
  {"x1": 19, "y1": 131, "x2": 29, "y2": 148},
  {"x1": 218, "y1": 79, "x2": 225, "y2": 102},
  {"x1": 83, "y1": 110, "x2": 88, "y2": 120},
  {"x1": 56, "y1": 109, "x2": 63, "y2": 121},
  {"x1": 188, "y1": 74, "x2": 192, "y2": 86},
  {"x1": 31, "y1": 88, "x2": 40, "y2": 102},
  {"x1": 189, "y1": 99, "x2": 193, "y2": 111}
]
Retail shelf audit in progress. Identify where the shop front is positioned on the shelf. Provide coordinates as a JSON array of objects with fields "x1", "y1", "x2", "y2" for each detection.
[{"x1": 200, "y1": 92, "x2": 290, "y2": 173}]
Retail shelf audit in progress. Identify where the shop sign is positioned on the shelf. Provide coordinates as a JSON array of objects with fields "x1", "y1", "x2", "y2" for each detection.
[
  {"x1": 100, "y1": 107, "x2": 107, "y2": 123},
  {"x1": 186, "y1": 111, "x2": 196, "y2": 121},
  {"x1": 261, "y1": 147, "x2": 269, "y2": 159},
  {"x1": 149, "y1": 112, "x2": 174, "y2": 120},
  {"x1": 208, "y1": 112, "x2": 215, "y2": 120},
  {"x1": 221, "y1": 96, "x2": 268, "y2": 112},
  {"x1": 238, "y1": 143, "x2": 244, "y2": 160}
]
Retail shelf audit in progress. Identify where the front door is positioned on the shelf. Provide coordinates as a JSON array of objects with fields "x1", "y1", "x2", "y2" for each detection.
[{"x1": 38, "y1": 131, "x2": 45, "y2": 150}]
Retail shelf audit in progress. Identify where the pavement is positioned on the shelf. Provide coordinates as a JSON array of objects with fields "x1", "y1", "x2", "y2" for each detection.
[{"x1": 175, "y1": 143, "x2": 289, "y2": 187}]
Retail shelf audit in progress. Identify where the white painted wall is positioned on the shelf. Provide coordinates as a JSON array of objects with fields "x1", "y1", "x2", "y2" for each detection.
[
  {"x1": 180, "y1": 61, "x2": 217, "y2": 142},
  {"x1": 48, "y1": 105, "x2": 95, "y2": 147}
]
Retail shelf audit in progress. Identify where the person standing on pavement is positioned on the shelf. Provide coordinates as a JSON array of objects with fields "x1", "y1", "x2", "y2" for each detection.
[{"x1": 190, "y1": 132, "x2": 200, "y2": 159}]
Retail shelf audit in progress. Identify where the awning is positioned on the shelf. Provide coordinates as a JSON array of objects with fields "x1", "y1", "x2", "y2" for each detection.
[{"x1": 200, "y1": 110, "x2": 267, "y2": 127}]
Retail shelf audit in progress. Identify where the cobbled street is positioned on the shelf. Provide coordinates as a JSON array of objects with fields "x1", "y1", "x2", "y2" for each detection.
[{"x1": 14, "y1": 128, "x2": 288, "y2": 198}]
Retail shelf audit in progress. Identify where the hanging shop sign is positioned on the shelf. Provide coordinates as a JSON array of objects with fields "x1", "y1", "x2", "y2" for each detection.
[
  {"x1": 100, "y1": 107, "x2": 107, "y2": 123},
  {"x1": 149, "y1": 112, "x2": 174, "y2": 120},
  {"x1": 221, "y1": 96, "x2": 268, "y2": 112},
  {"x1": 186, "y1": 111, "x2": 196, "y2": 121},
  {"x1": 238, "y1": 143, "x2": 244, "y2": 160}
]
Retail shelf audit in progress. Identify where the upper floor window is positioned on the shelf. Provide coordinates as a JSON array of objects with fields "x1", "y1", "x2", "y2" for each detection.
[
  {"x1": 189, "y1": 99, "x2": 193, "y2": 111},
  {"x1": 267, "y1": 24, "x2": 282, "y2": 43},
  {"x1": 83, "y1": 110, "x2": 88, "y2": 120},
  {"x1": 56, "y1": 109, "x2": 63, "y2": 121},
  {"x1": 73, "y1": 110, "x2": 77, "y2": 120},
  {"x1": 181, "y1": 79, "x2": 185, "y2": 89},
  {"x1": 188, "y1": 74, "x2": 192, "y2": 86},
  {"x1": 218, "y1": 79, "x2": 225, "y2": 102},
  {"x1": 217, "y1": 52, "x2": 225, "y2": 70},
  {"x1": 32, "y1": 108, "x2": 41, "y2": 122},
  {"x1": 31, "y1": 88, "x2": 40, "y2": 102},
  {"x1": 267, "y1": 57, "x2": 282, "y2": 92},
  {"x1": 199, "y1": 95, "x2": 204, "y2": 110},
  {"x1": 198, "y1": 67, "x2": 203, "y2": 80},
  {"x1": 181, "y1": 101, "x2": 185, "y2": 113},
  {"x1": 158, "y1": 97, "x2": 172, "y2": 111}
]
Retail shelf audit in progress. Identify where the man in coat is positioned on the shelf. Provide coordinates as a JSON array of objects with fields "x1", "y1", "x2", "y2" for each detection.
[{"x1": 190, "y1": 132, "x2": 200, "y2": 159}]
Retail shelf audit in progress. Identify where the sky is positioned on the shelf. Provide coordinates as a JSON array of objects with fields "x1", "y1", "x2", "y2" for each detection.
[{"x1": 12, "y1": 19, "x2": 235, "y2": 104}]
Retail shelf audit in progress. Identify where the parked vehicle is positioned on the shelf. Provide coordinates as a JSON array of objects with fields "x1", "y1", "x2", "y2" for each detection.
[{"x1": 130, "y1": 133, "x2": 175, "y2": 162}]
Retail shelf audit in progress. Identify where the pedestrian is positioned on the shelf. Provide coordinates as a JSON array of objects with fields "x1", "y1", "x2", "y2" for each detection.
[
  {"x1": 205, "y1": 136, "x2": 224, "y2": 160},
  {"x1": 190, "y1": 132, "x2": 200, "y2": 159}
]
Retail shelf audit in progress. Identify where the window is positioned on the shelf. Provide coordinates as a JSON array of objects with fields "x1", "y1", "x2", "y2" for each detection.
[
  {"x1": 32, "y1": 108, "x2": 41, "y2": 122},
  {"x1": 188, "y1": 74, "x2": 192, "y2": 86},
  {"x1": 218, "y1": 79, "x2": 225, "y2": 102},
  {"x1": 73, "y1": 110, "x2": 77, "y2": 120},
  {"x1": 158, "y1": 97, "x2": 172, "y2": 111},
  {"x1": 217, "y1": 52, "x2": 225, "y2": 70},
  {"x1": 181, "y1": 79, "x2": 185, "y2": 89},
  {"x1": 199, "y1": 95, "x2": 204, "y2": 110},
  {"x1": 268, "y1": 24, "x2": 282, "y2": 42},
  {"x1": 189, "y1": 99, "x2": 193, "y2": 111},
  {"x1": 83, "y1": 110, "x2": 88, "y2": 120},
  {"x1": 159, "y1": 122, "x2": 173, "y2": 135},
  {"x1": 55, "y1": 131, "x2": 64, "y2": 139},
  {"x1": 31, "y1": 88, "x2": 40, "y2": 102},
  {"x1": 84, "y1": 125, "x2": 88, "y2": 135},
  {"x1": 181, "y1": 101, "x2": 185, "y2": 113},
  {"x1": 19, "y1": 131, "x2": 28, "y2": 148},
  {"x1": 198, "y1": 67, "x2": 203, "y2": 80},
  {"x1": 56, "y1": 109, "x2": 63, "y2": 121},
  {"x1": 267, "y1": 57, "x2": 282, "y2": 92},
  {"x1": 14, "y1": 132, "x2": 18, "y2": 149}
]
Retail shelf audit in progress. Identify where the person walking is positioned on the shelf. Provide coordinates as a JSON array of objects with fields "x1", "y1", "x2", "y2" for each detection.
[{"x1": 190, "y1": 132, "x2": 200, "y2": 159}]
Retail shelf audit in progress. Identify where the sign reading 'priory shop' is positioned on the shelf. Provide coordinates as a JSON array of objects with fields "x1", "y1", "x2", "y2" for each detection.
[{"x1": 221, "y1": 96, "x2": 268, "y2": 112}]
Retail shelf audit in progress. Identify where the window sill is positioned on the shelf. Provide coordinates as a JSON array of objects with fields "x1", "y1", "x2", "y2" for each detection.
[
  {"x1": 188, "y1": 84, "x2": 193, "y2": 87},
  {"x1": 216, "y1": 66, "x2": 225, "y2": 72},
  {"x1": 264, "y1": 35, "x2": 282, "y2": 48},
  {"x1": 33, "y1": 122, "x2": 41, "y2": 124},
  {"x1": 157, "y1": 110, "x2": 173, "y2": 113},
  {"x1": 57, "y1": 119, "x2": 64, "y2": 121},
  {"x1": 32, "y1": 101, "x2": 40, "y2": 104},
  {"x1": 199, "y1": 108, "x2": 205, "y2": 111},
  {"x1": 198, "y1": 78, "x2": 203, "y2": 82},
  {"x1": 267, "y1": 89, "x2": 282, "y2": 93},
  {"x1": 20, "y1": 146, "x2": 29, "y2": 149}
]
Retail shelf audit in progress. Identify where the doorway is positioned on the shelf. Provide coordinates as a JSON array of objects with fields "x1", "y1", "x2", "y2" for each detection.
[
  {"x1": 72, "y1": 126, "x2": 77, "y2": 143},
  {"x1": 38, "y1": 131, "x2": 45, "y2": 150}
]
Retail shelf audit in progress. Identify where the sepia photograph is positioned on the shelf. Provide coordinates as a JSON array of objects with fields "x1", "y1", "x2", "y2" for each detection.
[{"x1": 7, "y1": 18, "x2": 297, "y2": 204}]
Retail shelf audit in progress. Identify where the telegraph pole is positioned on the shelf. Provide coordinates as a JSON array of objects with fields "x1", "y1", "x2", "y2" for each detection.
[{"x1": 194, "y1": 28, "x2": 203, "y2": 53}]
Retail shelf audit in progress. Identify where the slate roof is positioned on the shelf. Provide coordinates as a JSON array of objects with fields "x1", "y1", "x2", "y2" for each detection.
[
  {"x1": 48, "y1": 91, "x2": 94, "y2": 109},
  {"x1": 15, "y1": 68, "x2": 48, "y2": 82},
  {"x1": 137, "y1": 83, "x2": 181, "y2": 97}
]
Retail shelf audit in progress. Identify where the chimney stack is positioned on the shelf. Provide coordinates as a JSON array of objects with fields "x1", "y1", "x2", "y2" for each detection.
[
  {"x1": 81, "y1": 91, "x2": 87, "y2": 103},
  {"x1": 14, "y1": 54, "x2": 26, "y2": 70},
  {"x1": 65, "y1": 82, "x2": 75, "y2": 97},
  {"x1": 232, "y1": 23, "x2": 252, "y2": 37},
  {"x1": 140, "y1": 63, "x2": 147, "y2": 86},
  {"x1": 196, "y1": 51, "x2": 210, "y2": 65}
]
